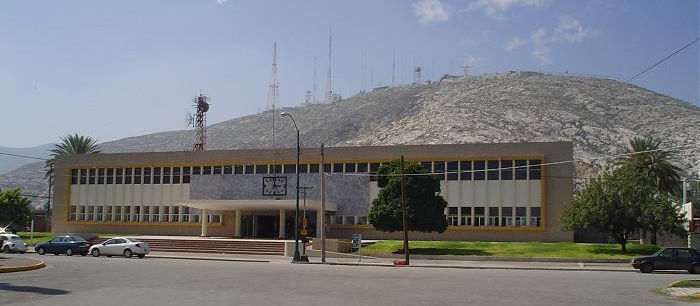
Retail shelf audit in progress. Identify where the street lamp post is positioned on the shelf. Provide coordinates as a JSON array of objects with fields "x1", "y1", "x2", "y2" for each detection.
[{"x1": 281, "y1": 112, "x2": 304, "y2": 263}]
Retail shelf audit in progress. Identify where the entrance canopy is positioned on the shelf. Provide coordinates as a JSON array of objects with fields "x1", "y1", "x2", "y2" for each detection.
[{"x1": 177, "y1": 199, "x2": 337, "y2": 212}]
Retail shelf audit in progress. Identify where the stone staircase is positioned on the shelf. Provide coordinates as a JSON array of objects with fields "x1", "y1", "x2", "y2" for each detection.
[{"x1": 89, "y1": 237, "x2": 285, "y2": 256}]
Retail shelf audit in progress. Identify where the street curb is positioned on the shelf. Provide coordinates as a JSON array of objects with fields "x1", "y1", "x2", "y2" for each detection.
[
  {"x1": 371, "y1": 254, "x2": 630, "y2": 264},
  {"x1": 148, "y1": 255, "x2": 270, "y2": 263},
  {"x1": 307, "y1": 261, "x2": 636, "y2": 273},
  {"x1": 0, "y1": 260, "x2": 46, "y2": 273}
]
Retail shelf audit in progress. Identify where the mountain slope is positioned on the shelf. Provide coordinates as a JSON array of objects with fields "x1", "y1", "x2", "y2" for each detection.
[
  {"x1": 3, "y1": 72, "x2": 699, "y2": 208},
  {"x1": 0, "y1": 143, "x2": 53, "y2": 175}
]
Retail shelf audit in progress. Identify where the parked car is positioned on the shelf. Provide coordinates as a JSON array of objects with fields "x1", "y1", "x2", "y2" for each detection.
[
  {"x1": 631, "y1": 247, "x2": 700, "y2": 273},
  {"x1": 89, "y1": 237, "x2": 150, "y2": 258},
  {"x1": 35, "y1": 235, "x2": 90, "y2": 256},
  {"x1": 0, "y1": 234, "x2": 28, "y2": 253}
]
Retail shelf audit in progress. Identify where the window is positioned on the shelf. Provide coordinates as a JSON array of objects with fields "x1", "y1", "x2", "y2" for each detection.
[
  {"x1": 298, "y1": 164, "x2": 308, "y2": 173},
  {"x1": 515, "y1": 160, "x2": 527, "y2": 180},
  {"x1": 152, "y1": 206, "x2": 159, "y2": 222},
  {"x1": 433, "y1": 161, "x2": 445, "y2": 181},
  {"x1": 209, "y1": 214, "x2": 221, "y2": 223},
  {"x1": 658, "y1": 248, "x2": 674, "y2": 259},
  {"x1": 125, "y1": 168, "x2": 132, "y2": 184},
  {"x1": 501, "y1": 160, "x2": 513, "y2": 180},
  {"x1": 98, "y1": 168, "x2": 105, "y2": 184},
  {"x1": 172, "y1": 206, "x2": 179, "y2": 222},
  {"x1": 173, "y1": 167, "x2": 181, "y2": 184},
  {"x1": 88, "y1": 169, "x2": 96, "y2": 184},
  {"x1": 369, "y1": 162, "x2": 380, "y2": 182},
  {"x1": 143, "y1": 206, "x2": 150, "y2": 222},
  {"x1": 133, "y1": 206, "x2": 141, "y2": 222},
  {"x1": 488, "y1": 207, "x2": 499, "y2": 226},
  {"x1": 70, "y1": 205, "x2": 77, "y2": 221},
  {"x1": 134, "y1": 168, "x2": 142, "y2": 184},
  {"x1": 270, "y1": 164, "x2": 282, "y2": 174},
  {"x1": 529, "y1": 160, "x2": 541, "y2": 180},
  {"x1": 447, "y1": 207, "x2": 459, "y2": 226},
  {"x1": 334, "y1": 215, "x2": 343, "y2": 224},
  {"x1": 333, "y1": 163, "x2": 343, "y2": 173},
  {"x1": 163, "y1": 167, "x2": 171, "y2": 184},
  {"x1": 460, "y1": 207, "x2": 472, "y2": 226},
  {"x1": 182, "y1": 207, "x2": 190, "y2": 222},
  {"x1": 162, "y1": 206, "x2": 170, "y2": 222},
  {"x1": 473, "y1": 161, "x2": 485, "y2": 180},
  {"x1": 474, "y1": 207, "x2": 485, "y2": 226},
  {"x1": 344, "y1": 163, "x2": 356, "y2": 173},
  {"x1": 234, "y1": 165, "x2": 243, "y2": 174},
  {"x1": 105, "y1": 206, "x2": 112, "y2": 221},
  {"x1": 245, "y1": 165, "x2": 254, "y2": 174},
  {"x1": 114, "y1": 206, "x2": 122, "y2": 221},
  {"x1": 78, "y1": 206, "x2": 85, "y2": 221},
  {"x1": 501, "y1": 207, "x2": 513, "y2": 227},
  {"x1": 309, "y1": 164, "x2": 320, "y2": 173},
  {"x1": 124, "y1": 206, "x2": 131, "y2": 222},
  {"x1": 87, "y1": 206, "x2": 94, "y2": 221},
  {"x1": 515, "y1": 207, "x2": 527, "y2": 227},
  {"x1": 255, "y1": 165, "x2": 268, "y2": 174},
  {"x1": 530, "y1": 207, "x2": 541, "y2": 227},
  {"x1": 80, "y1": 169, "x2": 87, "y2": 184},
  {"x1": 447, "y1": 161, "x2": 458, "y2": 181},
  {"x1": 487, "y1": 161, "x2": 499, "y2": 180},
  {"x1": 223, "y1": 165, "x2": 232, "y2": 174},
  {"x1": 213, "y1": 166, "x2": 222, "y2": 175},
  {"x1": 71, "y1": 169, "x2": 78, "y2": 184},
  {"x1": 203, "y1": 166, "x2": 212, "y2": 175},
  {"x1": 153, "y1": 167, "x2": 161, "y2": 184},
  {"x1": 460, "y1": 161, "x2": 472, "y2": 181},
  {"x1": 357, "y1": 163, "x2": 368, "y2": 173},
  {"x1": 143, "y1": 167, "x2": 151, "y2": 184},
  {"x1": 357, "y1": 216, "x2": 368, "y2": 225},
  {"x1": 284, "y1": 164, "x2": 296, "y2": 174},
  {"x1": 107, "y1": 168, "x2": 114, "y2": 184},
  {"x1": 344, "y1": 216, "x2": 355, "y2": 225},
  {"x1": 183, "y1": 167, "x2": 191, "y2": 183},
  {"x1": 323, "y1": 163, "x2": 331, "y2": 173},
  {"x1": 420, "y1": 162, "x2": 432, "y2": 172},
  {"x1": 193, "y1": 166, "x2": 201, "y2": 175},
  {"x1": 677, "y1": 249, "x2": 693, "y2": 262},
  {"x1": 96, "y1": 206, "x2": 103, "y2": 221}
]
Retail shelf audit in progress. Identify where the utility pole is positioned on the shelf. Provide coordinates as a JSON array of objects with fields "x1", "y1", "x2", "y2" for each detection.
[
  {"x1": 47, "y1": 164, "x2": 53, "y2": 230},
  {"x1": 400, "y1": 155, "x2": 409, "y2": 265},
  {"x1": 320, "y1": 143, "x2": 326, "y2": 263}
]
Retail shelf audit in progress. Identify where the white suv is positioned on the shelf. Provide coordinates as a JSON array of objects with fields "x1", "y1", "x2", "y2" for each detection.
[{"x1": 0, "y1": 234, "x2": 29, "y2": 253}]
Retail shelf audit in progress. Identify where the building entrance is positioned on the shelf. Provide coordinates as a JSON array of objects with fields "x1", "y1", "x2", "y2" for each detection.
[{"x1": 256, "y1": 216, "x2": 276, "y2": 238}]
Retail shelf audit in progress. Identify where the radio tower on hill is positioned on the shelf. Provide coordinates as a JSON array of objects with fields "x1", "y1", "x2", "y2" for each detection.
[
  {"x1": 324, "y1": 27, "x2": 333, "y2": 103},
  {"x1": 267, "y1": 42, "x2": 280, "y2": 172}
]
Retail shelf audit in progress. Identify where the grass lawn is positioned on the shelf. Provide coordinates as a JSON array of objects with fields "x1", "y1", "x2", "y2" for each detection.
[
  {"x1": 362, "y1": 240, "x2": 660, "y2": 260},
  {"x1": 16, "y1": 232, "x2": 54, "y2": 245}
]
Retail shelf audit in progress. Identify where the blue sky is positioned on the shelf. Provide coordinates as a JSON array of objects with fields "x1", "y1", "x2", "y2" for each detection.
[{"x1": 1, "y1": 0, "x2": 698, "y2": 147}]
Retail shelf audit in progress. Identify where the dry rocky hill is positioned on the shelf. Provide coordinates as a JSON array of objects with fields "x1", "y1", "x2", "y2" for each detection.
[{"x1": 2, "y1": 72, "x2": 699, "y2": 209}]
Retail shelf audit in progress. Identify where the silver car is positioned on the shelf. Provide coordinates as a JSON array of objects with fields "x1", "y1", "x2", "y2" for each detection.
[
  {"x1": 0, "y1": 234, "x2": 29, "y2": 253},
  {"x1": 89, "y1": 237, "x2": 150, "y2": 258}
]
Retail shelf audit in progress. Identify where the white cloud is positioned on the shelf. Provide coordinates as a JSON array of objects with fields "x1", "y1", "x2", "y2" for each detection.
[
  {"x1": 504, "y1": 36, "x2": 526, "y2": 52},
  {"x1": 216, "y1": 0, "x2": 228, "y2": 4},
  {"x1": 553, "y1": 15, "x2": 600, "y2": 42},
  {"x1": 467, "y1": 0, "x2": 546, "y2": 19},
  {"x1": 413, "y1": 0, "x2": 449, "y2": 24},
  {"x1": 530, "y1": 27, "x2": 552, "y2": 65}
]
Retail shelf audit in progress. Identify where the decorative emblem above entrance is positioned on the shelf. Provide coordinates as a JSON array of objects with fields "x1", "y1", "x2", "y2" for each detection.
[{"x1": 262, "y1": 176, "x2": 287, "y2": 196}]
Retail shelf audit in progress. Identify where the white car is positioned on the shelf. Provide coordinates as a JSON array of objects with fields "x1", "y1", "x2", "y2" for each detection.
[
  {"x1": 0, "y1": 234, "x2": 29, "y2": 253},
  {"x1": 89, "y1": 237, "x2": 150, "y2": 258}
]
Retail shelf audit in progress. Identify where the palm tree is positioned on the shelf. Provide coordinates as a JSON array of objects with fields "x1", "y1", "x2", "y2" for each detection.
[{"x1": 44, "y1": 134, "x2": 101, "y2": 179}]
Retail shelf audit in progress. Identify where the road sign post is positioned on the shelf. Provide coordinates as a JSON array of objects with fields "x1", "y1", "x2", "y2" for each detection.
[{"x1": 352, "y1": 233, "x2": 362, "y2": 263}]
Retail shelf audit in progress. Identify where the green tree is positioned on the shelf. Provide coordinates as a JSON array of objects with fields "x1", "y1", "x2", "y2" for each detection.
[
  {"x1": 638, "y1": 194, "x2": 687, "y2": 242},
  {"x1": 561, "y1": 167, "x2": 655, "y2": 252},
  {"x1": 0, "y1": 188, "x2": 33, "y2": 228},
  {"x1": 45, "y1": 134, "x2": 101, "y2": 178},
  {"x1": 368, "y1": 160, "x2": 448, "y2": 233}
]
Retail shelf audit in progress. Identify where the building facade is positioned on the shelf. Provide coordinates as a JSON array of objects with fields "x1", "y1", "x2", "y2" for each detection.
[{"x1": 51, "y1": 142, "x2": 573, "y2": 242}]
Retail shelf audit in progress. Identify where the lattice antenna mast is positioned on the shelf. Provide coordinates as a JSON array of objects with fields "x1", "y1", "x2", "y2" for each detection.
[
  {"x1": 459, "y1": 63, "x2": 472, "y2": 77},
  {"x1": 413, "y1": 66, "x2": 422, "y2": 84},
  {"x1": 324, "y1": 27, "x2": 332, "y2": 103},
  {"x1": 191, "y1": 94, "x2": 210, "y2": 151},
  {"x1": 266, "y1": 41, "x2": 280, "y2": 172},
  {"x1": 313, "y1": 56, "x2": 317, "y2": 104},
  {"x1": 392, "y1": 49, "x2": 396, "y2": 86}
]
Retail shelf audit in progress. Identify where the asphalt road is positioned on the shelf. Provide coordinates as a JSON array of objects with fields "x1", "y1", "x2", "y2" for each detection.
[{"x1": 0, "y1": 253, "x2": 688, "y2": 306}]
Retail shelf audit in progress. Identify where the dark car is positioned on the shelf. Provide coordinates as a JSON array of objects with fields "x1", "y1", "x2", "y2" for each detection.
[
  {"x1": 35, "y1": 235, "x2": 91, "y2": 256},
  {"x1": 631, "y1": 247, "x2": 700, "y2": 273}
]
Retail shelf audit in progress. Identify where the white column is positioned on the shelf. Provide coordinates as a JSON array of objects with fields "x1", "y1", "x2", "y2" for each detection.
[
  {"x1": 316, "y1": 210, "x2": 323, "y2": 238},
  {"x1": 279, "y1": 209, "x2": 286, "y2": 238},
  {"x1": 235, "y1": 209, "x2": 242, "y2": 237},
  {"x1": 200, "y1": 208, "x2": 209, "y2": 237}
]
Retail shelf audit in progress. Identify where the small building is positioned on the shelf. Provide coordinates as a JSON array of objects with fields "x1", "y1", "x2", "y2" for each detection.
[{"x1": 51, "y1": 142, "x2": 573, "y2": 242}]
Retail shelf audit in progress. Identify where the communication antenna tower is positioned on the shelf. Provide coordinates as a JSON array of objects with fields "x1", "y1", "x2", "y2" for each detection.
[
  {"x1": 187, "y1": 93, "x2": 210, "y2": 151},
  {"x1": 324, "y1": 27, "x2": 332, "y2": 103},
  {"x1": 413, "y1": 66, "x2": 422, "y2": 84},
  {"x1": 392, "y1": 49, "x2": 396, "y2": 86},
  {"x1": 304, "y1": 90, "x2": 313, "y2": 104},
  {"x1": 266, "y1": 41, "x2": 280, "y2": 172},
  {"x1": 313, "y1": 57, "x2": 317, "y2": 103},
  {"x1": 459, "y1": 64, "x2": 472, "y2": 77}
]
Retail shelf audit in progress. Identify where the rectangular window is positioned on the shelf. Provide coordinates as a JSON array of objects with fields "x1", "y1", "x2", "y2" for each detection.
[
  {"x1": 153, "y1": 167, "x2": 161, "y2": 184},
  {"x1": 420, "y1": 161, "x2": 432, "y2": 172},
  {"x1": 460, "y1": 161, "x2": 472, "y2": 181},
  {"x1": 433, "y1": 161, "x2": 445, "y2": 181},
  {"x1": 71, "y1": 169, "x2": 78, "y2": 184},
  {"x1": 357, "y1": 163, "x2": 368, "y2": 173},
  {"x1": 487, "y1": 161, "x2": 499, "y2": 180},
  {"x1": 203, "y1": 166, "x2": 212, "y2": 175},
  {"x1": 134, "y1": 168, "x2": 142, "y2": 184},
  {"x1": 80, "y1": 169, "x2": 87, "y2": 184},
  {"x1": 88, "y1": 169, "x2": 96, "y2": 184},
  {"x1": 270, "y1": 164, "x2": 282, "y2": 174},
  {"x1": 298, "y1": 164, "x2": 308, "y2": 173},
  {"x1": 143, "y1": 167, "x2": 151, "y2": 184},
  {"x1": 284, "y1": 164, "x2": 296, "y2": 174},
  {"x1": 143, "y1": 206, "x2": 150, "y2": 222},
  {"x1": 124, "y1": 206, "x2": 131, "y2": 222},
  {"x1": 183, "y1": 166, "x2": 191, "y2": 183},
  {"x1": 97, "y1": 168, "x2": 105, "y2": 184},
  {"x1": 501, "y1": 207, "x2": 513, "y2": 227},
  {"x1": 515, "y1": 207, "x2": 527, "y2": 227},
  {"x1": 105, "y1": 206, "x2": 112, "y2": 221},
  {"x1": 501, "y1": 160, "x2": 513, "y2": 180},
  {"x1": 245, "y1": 165, "x2": 254, "y2": 174},
  {"x1": 192, "y1": 166, "x2": 201, "y2": 175},
  {"x1": 115, "y1": 168, "x2": 123, "y2": 184},
  {"x1": 460, "y1": 207, "x2": 472, "y2": 226},
  {"x1": 369, "y1": 163, "x2": 380, "y2": 182},
  {"x1": 357, "y1": 216, "x2": 368, "y2": 225},
  {"x1": 210, "y1": 214, "x2": 221, "y2": 223},
  {"x1": 515, "y1": 160, "x2": 528, "y2": 180},
  {"x1": 107, "y1": 168, "x2": 114, "y2": 184},
  {"x1": 114, "y1": 206, "x2": 122, "y2": 221},
  {"x1": 529, "y1": 160, "x2": 541, "y2": 180},
  {"x1": 172, "y1": 167, "x2": 181, "y2": 184},
  {"x1": 447, "y1": 161, "x2": 458, "y2": 181},
  {"x1": 152, "y1": 206, "x2": 159, "y2": 222},
  {"x1": 234, "y1": 165, "x2": 243, "y2": 174},
  {"x1": 530, "y1": 207, "x2": 541, "y2": 227},
  {"x1": 162, "y1": 206, "x2": 170, "y2": 222},
  {"x1": 323, "y1": 163, "x2": 331, "y2": 173},
  {"x1": 474, "y1": 207, "x2": 485, "y2": 226},
  {"x1": 309, "y1": 164, "x2": 320, "y2": 173},
  {"x1": 87, "y1": 206, "x2": 94, "y2": 221},
  {"x1": 78, "y1": 206, "x2": 85, "y2": 221},
  {"x1": 474, "y1": 161, "x2": 485, "y2": 180},
  {"x1": 255, "y1": 165, "x2": 268, "y2": 174},
  {"x1": 172, "y1": 206, "x2": 179, "y2": 222},
  {"x1": 344, "y1": 216, "x2": 355, "y2": 225},
  {"x1": 333, "y1": 163, "x2": 343, "y2": 173},
  {"x1": 162, "y1": 167, "x2": 171, "y2": 184},
  {"x1": 447, "y1": 207, "x2": 459, "y2": 226},
  {"x1": 213, "y1": 166, "x2": 222, "y2": 175},
  {"x1": 223, "y1": 165, "x2": 232, "y2": 174},
  {"x1": 344, "y1": 163, "x2": 356, "y2": 173},
  {"x1": 70, "y1": 205, "x2": 77, "y2": 221},
  {"x1": 182, "y1": 207, "x2": 190, "y2": 222},
  {"x1": 488, "y1": 207, "x2": 499, "y2": 226},
  {"x1": 134, "y1": 206, "x2": 141, "y2": 222},
  {"x1": 96, "y1": 206, "x2": 103, "y2": 221},
  {"x1": 125, "y1": 168, "x2": 132, "y2": 184}
]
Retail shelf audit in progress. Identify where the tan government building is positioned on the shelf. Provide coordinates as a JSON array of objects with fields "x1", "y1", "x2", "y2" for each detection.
[{"x1": 51, "y1": 142, "x2": 574, "y2": 242}]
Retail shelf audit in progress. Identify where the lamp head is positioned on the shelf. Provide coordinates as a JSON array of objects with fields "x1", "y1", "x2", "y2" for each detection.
[{"x1": 280, "y1": 112, "x2": 290, "y2": 117}]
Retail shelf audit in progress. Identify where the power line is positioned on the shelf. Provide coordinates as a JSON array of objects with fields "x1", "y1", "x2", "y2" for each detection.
[
  {"x1": 626, "y1": 37, "x2": 700, "y2": 82},
  {"x1": 0, "y1": 152, "x2": 49, "y2": 161}
]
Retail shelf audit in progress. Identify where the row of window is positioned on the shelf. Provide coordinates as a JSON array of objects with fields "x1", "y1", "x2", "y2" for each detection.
[
  {"x1": 332, "y1": 215, "x2": 369, "y2": 225},
  {"x1": 70, "y1": 159, "x2": 543, "y2": 185},
  {"x1": 68, "y1": 205, "x2": 222, "y2": 223},
  {"x1": 445, "y1": 206, "x2": 541, "y2": 227}
]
